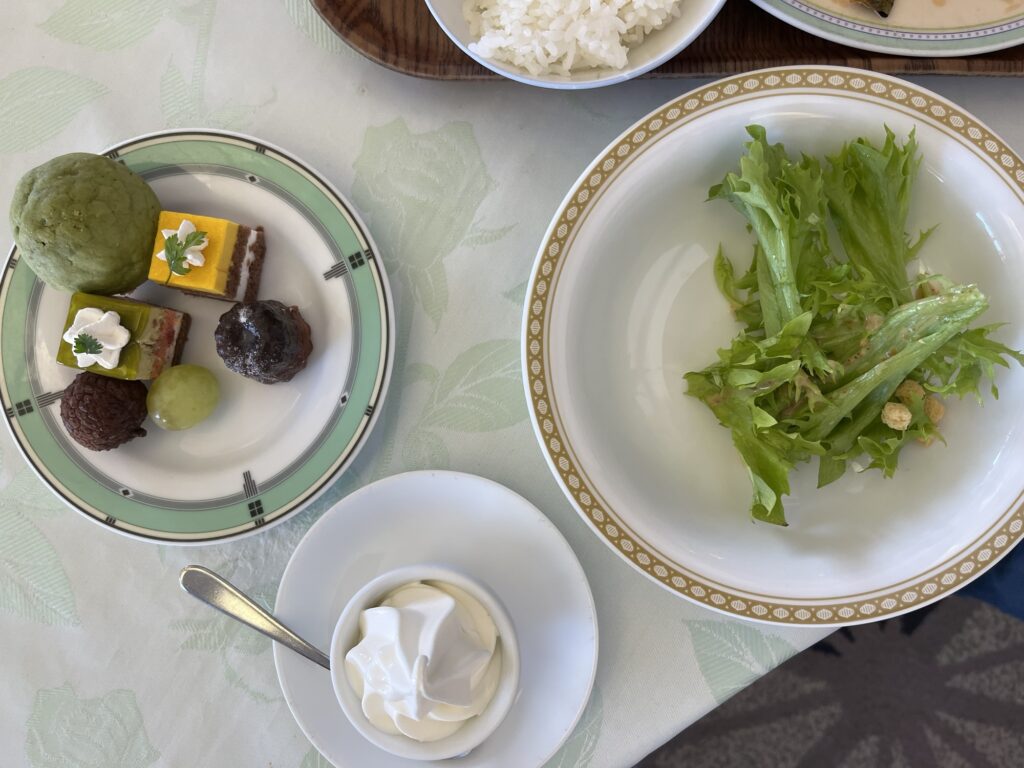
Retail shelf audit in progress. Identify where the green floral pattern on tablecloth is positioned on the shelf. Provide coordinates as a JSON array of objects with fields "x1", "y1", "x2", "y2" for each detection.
[
  {"x1": 687, "y1": 620, "x2": 798, "y2": 704},
  {"x1": 0, "y1": 68, "x2": 108, "y2": 154},
  {"x1": 40, "y1": 0, "x2": 170, "y2": 51},
  {"x1": 25, "y1": 684, "x2": 159, "y2": 767},
  {"x1": 404, "y1": 339, "x2": 525, "y2": 468},
  {"x1": 160, "y1": 0, "x2": 274, "y2": 129},
  {"x1": 303, "y1": 119, "x2": 527, "y2": 506},
  {"x1": 282, "y1": 0, "x2": 350, "y2": 54},
  {"x1": 300, "y1": 747, "x2": 332, "y2": 768},
  {"x1": 353, "y1": 119, "x2": 512, "y2": 330},
  {"x1": 0, "y1": 470, "x2": 79, "y2": 626},
  {"x1": 547, "y1": 687, "x2": 603, "y2": 768},
  {"x1": 169, "y1": 582, "x2": 281, "y2": 703},
  {"x1": 503, "y1": 279, "x2": 529, "y2": 305}
]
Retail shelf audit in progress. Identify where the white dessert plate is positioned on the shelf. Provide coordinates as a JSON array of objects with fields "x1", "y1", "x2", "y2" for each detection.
[
  {"x1": 0, "y1": 130, "x2": 393, "y2": 543},
  {"x1": 523, "y1": 67, "x2": 1024, "y2": 626},
  {"x1": 273, "y1": 471, "x2": 598, "y2": 768},
  {"x1": 751, "y1": 0, "x2": 1024, "y2": 57}
]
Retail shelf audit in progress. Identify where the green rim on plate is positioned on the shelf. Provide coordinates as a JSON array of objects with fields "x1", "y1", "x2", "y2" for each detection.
[
  {"x1": 0, "y1": 131, "x2": 393, "y2": 543},
  {"x1": 752, "y1": 0, "x2": 1024, "y2": 56}
]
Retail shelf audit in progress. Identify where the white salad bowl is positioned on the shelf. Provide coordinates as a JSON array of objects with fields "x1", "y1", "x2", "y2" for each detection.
[
  {"x1": 423, "y1": 0, "x2": 726, "y2": 89},
  {"x1": 523, "y1": 66, "x2": 1024, "y2": 625},
  {"x1": 330, "y1": 564, "x2": 521, "y2": 761}
]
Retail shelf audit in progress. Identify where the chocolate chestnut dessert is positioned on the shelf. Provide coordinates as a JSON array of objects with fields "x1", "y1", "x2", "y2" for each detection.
[
  {"x1": 214, "y1": 300, "x2": 312, "y2": 384},
  {"x1": 60, "y1": 372, "x2": 148, "y2": 451}
]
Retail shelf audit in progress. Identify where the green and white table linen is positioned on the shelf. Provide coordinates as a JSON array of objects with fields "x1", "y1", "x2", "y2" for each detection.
[{"x1": 3, "y1": 2, "x2": 1022, "y2": 766}]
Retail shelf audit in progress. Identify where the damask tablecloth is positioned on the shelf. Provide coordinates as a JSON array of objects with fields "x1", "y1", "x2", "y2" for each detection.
[{"x1": 3, "y1": 2, "x2": 1023, "y2": 766}]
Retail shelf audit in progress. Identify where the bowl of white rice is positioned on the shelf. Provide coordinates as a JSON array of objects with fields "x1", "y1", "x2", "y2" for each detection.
[{"x1": 424, "y1": 0, "x2": 726, "y2": 88}]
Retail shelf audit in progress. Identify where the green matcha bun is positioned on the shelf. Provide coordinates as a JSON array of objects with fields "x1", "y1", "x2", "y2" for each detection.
[{"x1": 9, "y1": 153, "x2": 160, "y2": 294}]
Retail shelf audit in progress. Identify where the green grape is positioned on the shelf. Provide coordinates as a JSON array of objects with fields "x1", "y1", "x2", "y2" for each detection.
[{"x1": 147, "y1": 365, "x2": 220, "y2": 431}]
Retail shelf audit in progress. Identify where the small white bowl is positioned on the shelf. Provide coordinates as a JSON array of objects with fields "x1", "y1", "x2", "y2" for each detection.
[
  {"x1": 329, "y1": 564, "x2": 521, "y2": 761},
  {"x1": 423, "y1": 0, "x2": 726, "y2": 89}
]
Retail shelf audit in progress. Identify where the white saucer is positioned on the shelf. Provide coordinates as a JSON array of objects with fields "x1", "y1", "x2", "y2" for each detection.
[{"x1": 273, "y1": 471, "x2": 599, "y2": 767}]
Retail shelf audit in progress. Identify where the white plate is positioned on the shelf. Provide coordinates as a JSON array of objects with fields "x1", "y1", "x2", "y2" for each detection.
[
  {"x1": 424, "y1": 0, "x2": 725, "y2": 89},
  {"x1": 273, "y1": 471, "x2": 598, "y2": 767},
  {"x1": 523, "y1": 67, "x2": 1024, "y2": 625},
  {"x1": 0, "y1": 131, "x2": 394, "y2": 543}
]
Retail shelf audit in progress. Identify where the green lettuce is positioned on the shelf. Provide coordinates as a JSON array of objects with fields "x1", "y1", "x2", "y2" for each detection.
[
  {"x1": 824, "y1": 127, "x2": 932, "y2": 305},
  {"x1": 686, "y1": 125, "x2": 1022, "y2": 525}
]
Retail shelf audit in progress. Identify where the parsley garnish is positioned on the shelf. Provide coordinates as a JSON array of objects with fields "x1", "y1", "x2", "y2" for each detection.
[
  {"x1": 162, "y1": 229, "x2": 207, "y2": 282},
  {"x1": 73, "y1": 333, "x2": 103, "y2": 355}
]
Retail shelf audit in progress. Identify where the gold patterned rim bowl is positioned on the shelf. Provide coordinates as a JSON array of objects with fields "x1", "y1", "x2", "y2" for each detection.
[{"x1": 522, "y1": 66, "x2": 1024, "y2": 626}]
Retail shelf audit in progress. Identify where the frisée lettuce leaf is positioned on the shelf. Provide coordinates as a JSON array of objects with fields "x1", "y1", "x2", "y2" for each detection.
[{"x1": 686, "y1": 125, "x2": 1023, "y2": 526}]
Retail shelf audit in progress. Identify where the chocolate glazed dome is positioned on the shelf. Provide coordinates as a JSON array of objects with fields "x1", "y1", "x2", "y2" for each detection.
[{"x1": 214, "y1": 300, "x2": 313, "y2": 384}]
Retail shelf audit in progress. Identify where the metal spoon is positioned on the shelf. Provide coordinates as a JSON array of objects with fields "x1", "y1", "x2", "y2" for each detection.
[{"x1": 179, "y1": 565, "x2": 330, "y2": 670}]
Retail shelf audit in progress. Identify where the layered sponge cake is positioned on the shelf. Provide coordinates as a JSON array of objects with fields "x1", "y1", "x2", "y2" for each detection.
[{"x1": 149, "y1": 211, "x2": 265, "y2": 302}]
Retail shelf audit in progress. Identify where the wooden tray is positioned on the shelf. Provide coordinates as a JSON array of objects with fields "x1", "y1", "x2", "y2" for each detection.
[{"x1": 313, "y1": 0, "x2": 1024, "y2": 79}]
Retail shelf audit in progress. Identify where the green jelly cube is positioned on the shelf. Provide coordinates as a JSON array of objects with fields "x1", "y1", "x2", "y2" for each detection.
[{"x1": 57, "y1": 293, "x2": 149, "y2": 380}]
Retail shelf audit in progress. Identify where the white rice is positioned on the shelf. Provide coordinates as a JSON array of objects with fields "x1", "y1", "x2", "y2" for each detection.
[{"x1": 463, "y1": 0, "x2": 683, "y2": 76}]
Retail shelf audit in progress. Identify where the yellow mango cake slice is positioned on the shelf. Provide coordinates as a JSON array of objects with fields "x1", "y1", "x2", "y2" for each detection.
[{"x1": 149, "y1": 211, "x2": 265, "y2": 302}]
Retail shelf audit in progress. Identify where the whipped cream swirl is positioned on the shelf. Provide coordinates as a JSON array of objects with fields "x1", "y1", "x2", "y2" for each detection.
[
  {"x1": 345, "y1": 581, "x2": 502, "y2": 743},
  {"x1": 62, "y1": 308, "x2": 131, "y2": 369},
  {"x1": 156, "y1": 219, "x2": 208, "y2": 267}
]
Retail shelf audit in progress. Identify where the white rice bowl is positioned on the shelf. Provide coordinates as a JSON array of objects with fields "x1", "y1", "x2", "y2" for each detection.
[{"x1": 464, "y1": 0, "x2": 684, "y2": 75}]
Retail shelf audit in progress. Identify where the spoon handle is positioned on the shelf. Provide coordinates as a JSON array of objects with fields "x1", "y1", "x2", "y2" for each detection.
[{"x1": 179, "y1": 565, "x2": 331, "y2": 670}]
